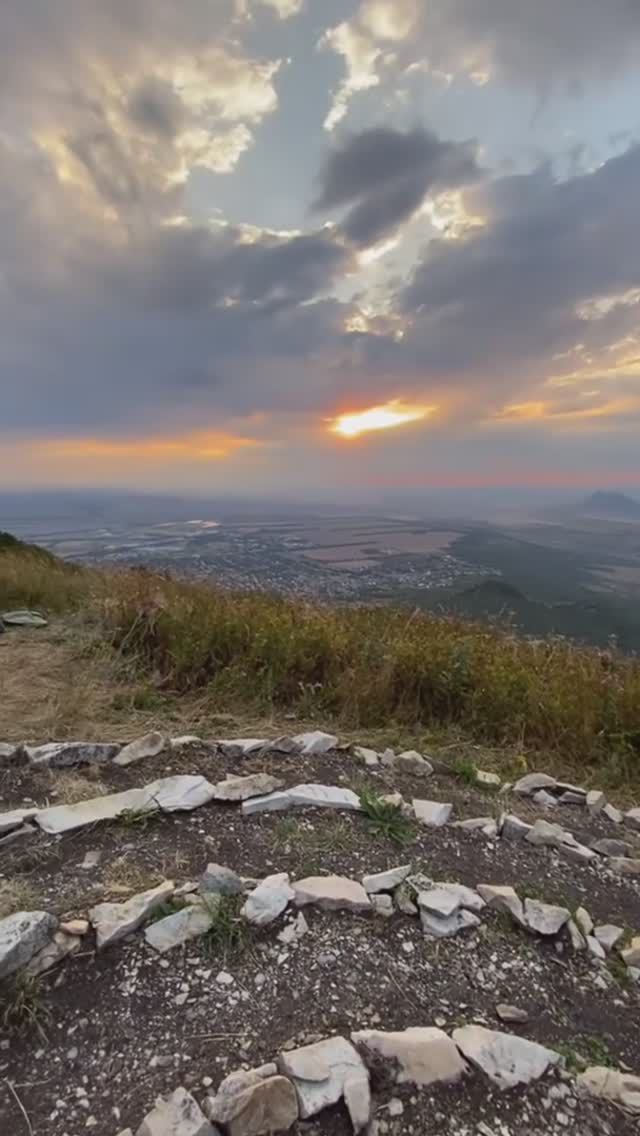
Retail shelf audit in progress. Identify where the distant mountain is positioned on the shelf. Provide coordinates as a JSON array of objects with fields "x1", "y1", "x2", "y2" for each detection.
[{"x1": 579, "y1": 491, "x2": 640, "y2": 520}]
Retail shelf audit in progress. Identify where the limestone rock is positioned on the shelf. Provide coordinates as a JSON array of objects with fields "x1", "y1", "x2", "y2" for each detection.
[
  {"x1": 393, "y1": 751, "x2": 433, "y2": 776},
  {"x1": 418, "y1": 888, "x2": 462, "y2": 919},
  {"x1": 533, "y1": 789, "x2": 557, "y2": 809},
  {"x1": 217, "y1": 738, "x2": 267, "y2": 755},
  {"x1": 609, "y1": 857, "x2": 640, "y2": 876},
  {"x1": 242, "y1": 791, "x2": 293, "y2": 816},
  {"x1": 145, "y1": 900, "x2": 218, "y2": 953},
  {"x1": 352, "y1": 1027, "x2": 467, "y2": 1087},
  {"x1": 496, "y1": 1004, "x2": 529, "y2": 1024},
  {"x1": 171, "y1": 736, "x2": 203, "y2": 749},
  {"x1": 567, "y1": 919, "x2": 587, "y2": 951},
  {"x1": 621, "y1": 937, "x2": 640, "y2": 968},
  {"x1": 625, "y1": 808, "x2": 640, "y2": 832},
  {"x1": 501, "y1": 815, "x2": 533, "y2": 842},
  {"x1": 25, "y1": 741, "x2": 119, "y2": 768},
  {"x1": 277, "y1": 913, "x2": 309, "y2": 944},
  {"x1": 558, "y1": 841, "x2": 596, "y2": 865},
  {"x1": 278, "y1": 1036, "x2": 370, "y2": 1131},
  {"x1": 213, "y1": 774, "x2": 284, "y2": 802},
  {"x1": 558, "y1": 791, "x2": 586, "y2": 805},
  {"x1": 452, "y1": 1025, "x2": 559, "y2": 1089},
  {"x1": 586, "y1": 790, "x2": 606, "y2": 815},
  {"x1": 287, "y1": 784, "x2": 361, "y2": 811},
  {"x1": 353, "y1": 746, "x2": 379, "y2": 767},
  {"x1": 577, "y1": 1066, "x2": 640, "y2": 1114},
  {"x1": 477, "y1": 885, "x2": 524, "y2": 925},
  {"x1": 590, "y1": 838, "x2": 632, "y2": 857},
  {"x1": 523, "y1": 899, "x2": 570, "y2": 936},
  {"x1": 292, "y1": 731, "x2": 338, "y2": 755},
  {"x1": 525, "y1": 818, "x2": 567, "y2": 848},
  {"x1": 476, "y1": 770, "x2": 501, "y2": 788},
  {"x1": 362, "y1": 865, "x2": 411, "y2": 894},
  {"x1": 137, "y1": 1087, "x2": 217, "y2": 1136},
  {"x1": 60, "y1": 919, "x2": 89, "y2": 936},
  {"x1": 394, "y1": 883, "x2": 418, "y2": 916},
  {"x1": 0, "y1": 807, "x2": 39, "y2": 835},
  {"x1": 420, "y1": 907, "x2": 481, "y2": 939},
  {"x1": 25, "y1": 930, "x2": 81, "y2": 976},
  {"x1": 293, "y1": 876, "x2": 370, "y2": 914},
  {"x1": 114, "y1": 732, "x2": 166, "y2": 767},
  {"x1": 205, "y1": 1074, "x2": 298, "y2": 1136},
  {"x1": 1, "y1": 609, "x2": 47, "y2": 627},
  {"x1": 513, "y1": 773, "x2": 556, "y2": 796},
  {"x1": 603, "y1": 802, "x2": 623, "y2": 824},
  {"x1": 594, "y1": 924, "x2": 624, "y2": 952},
  {"x1": 0, "y1": 910, "x2": 57, "y2": 979},
  {"x1": 199, "y1": 864, "x2": 244, "y2": 897},
  {"x1": 412, "y1": 800, "x2": 452, "y2": 827},
  {"x1": 453, "y1": 816, "x2": 494, "y2": 832},
  {"x1": 90, "y1": 881, "x2": 175, "y2": 949},
  {"x1": 36, "y1": 787, "x2": 155, "y2": 834},
  {"x1": 144, "y1": 775, "x2": 217, "y2": 812},
  {"x1": 586, "y1": 935, "x2": 606, "y2": 960},
  {"x1": 242, "y1": 874, "x2": 294, "y2": 927},
  {"x1": 431, "y1": 882, "x2": 486, "y2": 913},
  {"x1": 371, "y1": 894, "x2": 394, "y2": 918},
  {"x1": 0, "y1": 742, "x2": 18, "y2": 761},
  {"x1": 0, "y1": 826, "x2": 34, "y2": 848}
]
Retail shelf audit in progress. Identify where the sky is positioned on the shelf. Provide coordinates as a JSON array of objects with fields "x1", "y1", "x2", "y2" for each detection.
[{"x1": 2, "y1": 0, "x2": 640, "y2": 499}]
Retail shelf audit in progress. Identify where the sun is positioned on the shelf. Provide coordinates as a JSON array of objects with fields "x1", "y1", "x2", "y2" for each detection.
[{"x1": 330, "y1": 400, "x2": 434, "y2": 439}]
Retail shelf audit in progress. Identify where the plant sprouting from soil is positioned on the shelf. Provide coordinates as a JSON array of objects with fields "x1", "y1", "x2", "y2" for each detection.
[
  {"x1": 1, "y1": 974, "x2": 51, "y2": 1039},
  {"x1": 200, "y1": 896, "x2": 249, "y2": 962},
  {"x1": 359, "y1": 788, "x2": 416, "y2": 846}
]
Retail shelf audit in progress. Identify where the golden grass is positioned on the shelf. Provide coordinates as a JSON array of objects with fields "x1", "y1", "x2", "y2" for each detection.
[
  {"x1": 2, "y1": 544, "x2": 640, "y2": 790},
  {"x1": 0, "y1": 878, "x2": 39, "y2": 918}
]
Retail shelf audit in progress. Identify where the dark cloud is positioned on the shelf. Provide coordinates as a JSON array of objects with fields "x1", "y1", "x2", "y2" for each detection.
[
  {"x1": 128, "y1": 77, "x2": 186, "y2": 139},
  {"x1": 315, "y1": 127, "x2": 480, "y2": 247}
]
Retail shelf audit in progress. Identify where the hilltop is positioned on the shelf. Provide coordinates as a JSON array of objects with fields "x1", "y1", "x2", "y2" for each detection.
[
  {"x1": 1, "y1": 535, "x2": 640, "y2": 1136},
  {"x1": 580, "y1": 492, "x2": 640, "y2": 520}
]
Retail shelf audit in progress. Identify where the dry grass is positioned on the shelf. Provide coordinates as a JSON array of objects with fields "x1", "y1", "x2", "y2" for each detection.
[
  {"x1": 45, "y1": 770, "x2": 109, "y2": 805},
  {"x1": 0, "y1": 878, "x2": 39, "y2": 918},
  {"x1": 101, "y1": 855, "x2": 166, "y2": 897}
]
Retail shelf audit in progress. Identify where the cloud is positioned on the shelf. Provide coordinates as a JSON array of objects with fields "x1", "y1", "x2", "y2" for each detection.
[
  {"x1": 314, "y1": 126, "x2": 480, "y2": 247},
  {"x1": 321, "y1": 0, "x2": 640, "y2": 127}
]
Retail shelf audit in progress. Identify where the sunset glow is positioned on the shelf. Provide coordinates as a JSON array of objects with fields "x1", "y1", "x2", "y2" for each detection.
[{"x1": 330, "y1": 401, "x2": 434, "y2": 439}]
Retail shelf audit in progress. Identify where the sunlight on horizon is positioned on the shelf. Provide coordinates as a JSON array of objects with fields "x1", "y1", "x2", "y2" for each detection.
[{"x1": 329, "y1": 400, "x2": 434, "y2": 439}]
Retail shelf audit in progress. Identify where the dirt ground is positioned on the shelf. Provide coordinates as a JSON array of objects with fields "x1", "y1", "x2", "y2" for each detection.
[{"x1": 1, "y1": 738, "x2": 639, "y2": 1136}]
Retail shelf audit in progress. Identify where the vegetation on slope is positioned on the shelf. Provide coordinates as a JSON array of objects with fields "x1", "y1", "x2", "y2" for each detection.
[{"x1": 1, "y1": 539, "x2": 640, "y2": 783}]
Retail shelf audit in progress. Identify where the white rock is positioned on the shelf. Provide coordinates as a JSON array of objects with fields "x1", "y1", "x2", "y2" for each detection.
[
  {"x1": 453, "y1": 816, "x2": 495, "y2": 832},
  {"x1": 144, "y1": 901, "x2": 218, "y2": 953},
  {"x1": 353, "y1": 746, "x2": 379, "y2": 767},
  {"x1": 603, "y1": 802, "x2": 623, "y2": 824},
  {"x1": 90, "y1": 881, "x2": 175, "y2": 949},
  {"x1": 567, "y1": 919, "x2": 587, "y2": 951},
  {"x1": 0, "y1": 911, "x2": 57, "y2": 979},
  {"x1": 533, "y1": 789, "x2": 557, "y2": 809},
  {"x1": 513, "y1": 773, "x2": 556, "y2": 796},
  {"x1": 590, "y1": 838, "x2": 631, "y2": 857},
  {"x1": 0, "y1": 743, "x2": 17, "y2": 760},
  {"x1": 558, "y1": 841, "x2": 596, "y2": 865},
  {"x1": 477, "y1": 885, "x2": 524, "y2": 925},
  {"x1": 621, "y1": 936, "x2": 640, "y2": 967},
  {"x1": 352, "y1": 1027, "x2": 467, "y2": 1087},
  {"x1": 217, "y1": 738, "x2": 267, "y2": 754},
  {"x1": 25, "y1": 742, "x2": 119, "y2": 768},
  {"x1": 205, "y1": 1074, "x2": 298, "y2": 1136},
  {"x1": 171, "y1": 736, "x2": 202, "y2": 749},
  {"x1": 292, "y1": 731, "x2": 338, "y2": 755},
  {"x1": 500, "y1": 815, "x2": 533, "y2": 841},
  {"x1": 113, "y1": 732, "x2": 166, "y2": 767},
  {"x1": 199, "y1": 864, "x2": 243, "y2": 897},
  {"x1": 558, "y1": 791, "x2": 586, "y2": 805},
  {"x1": 586, "y1": 935, "x2": 606, "y2": 960},
  {"x1": 577, "y1": 1067, "x2": 640, "y2": 1114},
  {"x1": 362, "y1": 865, "x2": 411, "y2": 894},
  {"x1": 278, "y1": 1036, "x2": 370, "y2": 1131},
  {"x1": 0, "y1": 807, "x2": 39, "y2": 835},
  {"x1": 594, "y1": 924, "x2": 624, "y2": 952},
  {"x1": 371, "y1": 894, "x2": 394, "y2": 918},
  {"x1": 137, "y1": 1086, "x2": 216, "y2": 1136},
  {"x1": 241, "y1": 792, "x2": 293, "y2": 816},
  {"x1": 525, "y1": 818, "x2": 567, "y2": 848},
  {"x1": 586, "y1": 790, "x2": 606, "y2": 815},
  {"x1": 393, "y1": 751, "x2": 433, "y2": 776},
  {"x1": 496, "y1": 1004, "x2": 529, "y2": 1024},
  {"x1": 293, "y1": 876, "x2": 371, "y2": 913},
  {"x1": 81, "y1": 850, "x2": 102, "y2": 869},
  {"x1": 144, "y1": 775, "x2": 217, "y2": 812},
  {"x1": 288, "y1": 784, "x2": 361, "y2": 811},
  {"x1": 25, "y1": 930, "x2": 81, "y2": 977},
  {"x1": 420, "y1": 907, "x2": 481, "y2": 939},
  {"x1": 36, "y1": 787, "x2": 155, "y2": 834},
  {"x1": 575, "y1": 907, "x2": 594, "y2": 936},
  {"x1": 418, "y1": 888, "x2": 461, "y2": 918},
  {"x1": 476, "y1": 770, "x2": 501, "y2": 788},
  {"x1": 431, "y1": 882, "x2": 486, "y2": 913},
  {"x1": 60, "y1": 919, "x2": 89, "y2": 936},
  {"x1": 278, "y1": 912, "x2": 309, "y2": 944},
  {"x1": 452, "y1": 1025, "x2": 559, "y2": 1089},
  {"x1": 213, "y1": 773, "x2": 284, "y2": 802},
  {"x1": 242, "y1": 873, "x2": 294, "y2": 927},
  {"x1": 609, "y1": 857, "x2": 640, "y2": 876},
  {"x1": 625, "y1": 808, "x2": 640, "y2": 832},
  {"x1": 412, "y1": 800, "x2": 452, "y2": 827},
  {"x1": 523, "y1": 899, "x2": 570, "y2": 937}
]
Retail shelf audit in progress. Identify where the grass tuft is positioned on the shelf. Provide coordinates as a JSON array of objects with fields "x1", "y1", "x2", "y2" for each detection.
[
  {"x1": 200, "y1": 896, "x2": 249, "y2": 961},
  {"x1": 0, "y1": 974, "x2": 51, "y2": 1038},
  {"x1": 359, "y1": 788, "x2": 416, "y2": 846}
]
